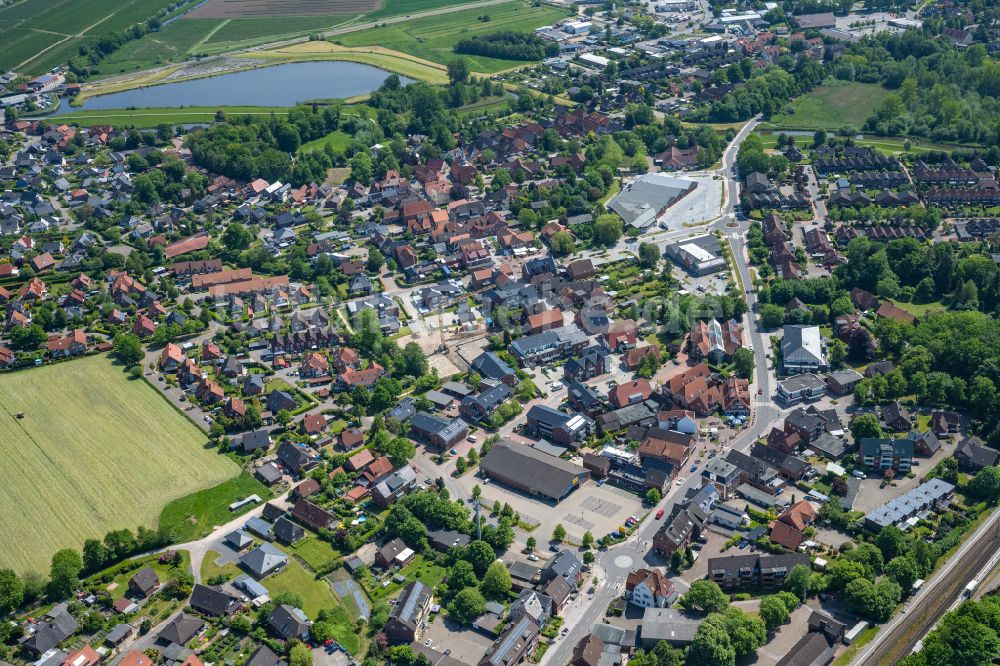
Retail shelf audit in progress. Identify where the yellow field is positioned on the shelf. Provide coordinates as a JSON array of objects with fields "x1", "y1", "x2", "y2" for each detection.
[{"x1": 0, "y1": 356, "x2": 238, "y2": 573}]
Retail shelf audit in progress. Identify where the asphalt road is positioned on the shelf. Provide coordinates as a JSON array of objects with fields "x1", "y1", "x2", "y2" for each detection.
[{"x1": 542, "y1": 117, "x2": 777, "y2": 666}]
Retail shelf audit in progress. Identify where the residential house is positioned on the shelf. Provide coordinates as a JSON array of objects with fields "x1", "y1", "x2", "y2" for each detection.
[
  {"x1": 471, "y1": 351, "x2": 518, "y2": 385},
  {"x1": 290, "y1": 500, "x2": 336, "y2": 531},
  {"x1": 689, "y1": 318, "x2": 743, "y2": 362},
  {"x1": 385, "y1": 581, "x2": 432, "y2": 644},
  {"x1": 860, "y1": 438, "x2": 913, "y2": 475},
  {"x1": 189, "y1": 585, "x2": 241, "y2": 616},
  {"x1": 882, "y1": 402, "x2": 912, "y2": 432},
  {"x1": 768, "y1": 500, "x2": 817, "y2": 551},
  {"x1": 525, "y1": 405, "x2": 593, "y2": 447},
  {"x1": 410, "y1": 412, "x2": 469, "y2": 449},
  {"x1": 459, "y1": 383, "x2": 513, "y2": 423},
  {"x1": 372, "y1": 465, "x2": 417, "y2": 507},
  {"x1": 955, "y1": 436, "x2": 1000, "y2": 472},
  {"x1": 267, "y1": 605, "x2": 310, "y2": 641},
  {"x1": 625, "y1": 569, "x2": 676, "y2": 608},
  {"x1": 127, "y1": 568, "x2": 159, "y2": 598},
  {"x1": 707, "y1": 553, "x2": 811, "y2": 589}
]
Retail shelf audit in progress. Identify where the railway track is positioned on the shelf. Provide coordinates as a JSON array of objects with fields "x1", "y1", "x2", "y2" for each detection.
[{"x1": 855, "y1": 519, "x2": 1000, "y2": 666}]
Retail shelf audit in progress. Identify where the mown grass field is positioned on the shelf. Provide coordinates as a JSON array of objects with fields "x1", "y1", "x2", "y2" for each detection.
[
  {"x1": 0, "y1": 0, "x2": 179, "y2": 73},
  {"x1": 334, "y1": 0, "x2": 572, "y2": 73},
  {"x1": 299, "y1": 129, "x2": 353, "y2": 154},
  {"x1": 766, "y1": 80, "x2": 890, "y2": 131},
  {"x1": 246, "y1": 41, "x2": 450, "y2": 84},
  {"x1": 159, "y1": 471, "x2": 272, "y2": 542},
  {"x1": 0, "y1": 356, "x2": 239, "y2": 573},
  {"x1": 756, "y1": 130, "x2": 979, "y2": 155},
  {"x1": 53, "y1": 106, "x2": 294, "y2": 127}
]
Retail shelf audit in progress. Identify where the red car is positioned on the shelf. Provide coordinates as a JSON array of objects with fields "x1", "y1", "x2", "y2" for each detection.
[{"x1": 655, "y1": 509, "x2": 665, "y2": 519}]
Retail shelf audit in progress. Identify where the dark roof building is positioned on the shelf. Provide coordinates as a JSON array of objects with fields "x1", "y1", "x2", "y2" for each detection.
[
  {"x1": 385, "y1": 581, "x2": 433, "y2": 644},
  {"x1": 273, "y1": 516, "x2": 305, "y2": 544},
  {"x1": 156, "y1": 613, "x2": 205, "y2": 647},
  {"x1": 244, "y1": 646, "x2": 287, "y2": 666},
  {"x1": 267, "y1": 605, "x2": 311, "y2": 641},
  {"x1": 479, "y1": 440, "x2": 590, "y2": 502},
  {"x1": 410, "y1": 412, "x2": 469, "y2": 449},
  {"x1": 707, "y1": 553, "x2": 811, "y2": 589},
  {"x1": 190, "y1": 584, "x2": 241, "y2": 616},
  {"x1": 471, "y1": 352, "x2": 518, "y2": 385},
  {"x1": 478, "y1": 616, "x2": 540, "y2": 666}
]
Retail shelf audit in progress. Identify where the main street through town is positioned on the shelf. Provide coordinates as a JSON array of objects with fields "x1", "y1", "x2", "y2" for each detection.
[{"x1": 542, "y1": 118, "x2": 776, "y2": 665}]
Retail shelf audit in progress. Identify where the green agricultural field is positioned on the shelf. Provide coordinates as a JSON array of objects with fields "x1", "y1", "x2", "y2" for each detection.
[
  {"x1": 767, "y1": 80, "x2": 890, "y2": 131},
  {"x1": 93, "y1": 20, "x2": 224, "y2": 77},
  {"x1": 334, "y1": 1, "x2": 572, "y2": 73},
  {"x1": 159, "y1": 471, "x2": 273, "y2": 542},
  {"x1": 52, "y1": 106, "x2": 293, "y2": 128},
  {"x1": 0, "y1": 0, "x2": 179, "y2": 73},
  {"x1": 192, "y1": 16, "x2": 362, "y2": 55},
  {"x1": 0, "y1": 356, "x2": 239, "y2": 573}
]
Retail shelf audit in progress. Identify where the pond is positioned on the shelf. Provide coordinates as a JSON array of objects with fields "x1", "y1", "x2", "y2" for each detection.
[{"x1": 57, "y1": 61, "x2": 409, "y2": 112}]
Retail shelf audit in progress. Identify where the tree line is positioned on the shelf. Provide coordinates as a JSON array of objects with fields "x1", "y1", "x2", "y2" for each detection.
[{"x1": 454, "y1": 31, "x2": 558, "y2": 61}]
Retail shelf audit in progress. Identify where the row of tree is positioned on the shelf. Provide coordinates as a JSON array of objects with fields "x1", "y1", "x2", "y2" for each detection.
[{"x1": 453, "y1": 31, "x2": 558, "y2": 61}]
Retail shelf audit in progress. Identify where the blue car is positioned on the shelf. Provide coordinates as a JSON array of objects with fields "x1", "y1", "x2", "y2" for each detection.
[{"x1": 689, "y1": 464, "x2": 698, "y2": 473}]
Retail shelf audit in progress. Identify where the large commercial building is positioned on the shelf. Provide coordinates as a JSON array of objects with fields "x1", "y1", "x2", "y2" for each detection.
[
  {"x1": 479, "y1": 440, "x2": 590, "y2": 502},
  {"x1": 665, "y1": 234, "x2": 727, "y2": 276},
  {"x1": 781, "y1": 325, "x2": 828, "y2": 374},
  {"x1": 608, "y1": 173, "x2": 698, "y2": 229}
]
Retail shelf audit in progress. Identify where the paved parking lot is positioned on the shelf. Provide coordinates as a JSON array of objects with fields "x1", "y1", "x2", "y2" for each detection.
[
  {"x1": 420, "y1": 616, "x2": 493, "y2": 664},
  {"x1": 455, "y1": 472, "x2": 643, "y2": 545},
  {"x1": 680, "y1": 529, "x2": 729, "y2": 584},
  {"x1": 850, "y1": 440, "x2": 955, "y2": 514}
]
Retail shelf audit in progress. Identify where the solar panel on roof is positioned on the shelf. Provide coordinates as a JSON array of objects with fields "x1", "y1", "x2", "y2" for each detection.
[
  {"x1": 399, "y1": 582, "x2": 424, "y2": 623},
  {"x1": 490, "y1": 616, "x2": 531, "y2": 664}
]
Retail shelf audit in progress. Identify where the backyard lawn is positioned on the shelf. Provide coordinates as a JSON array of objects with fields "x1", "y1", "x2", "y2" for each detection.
[
  {"x1": 267, "y1": 558, "x2": 339, "y2": 617},
  {"x1": 767, "y1": 80, "x2": 890, "y2": 131},
  {"x1": 91, "y1": 550, "x2": 192, "y2": 600},
  {"x1": 289, "y1": 535, "x2": 340, "y2": 570},
  {"x1": 0, "y1": 356, "x2": 239, "y2": 573},
  {"x1": 365, "y1": 557, "x2": 447, "y2": 601},
  {"x1": 889, "y1": 299, "x2": 946, "y2": 318}
]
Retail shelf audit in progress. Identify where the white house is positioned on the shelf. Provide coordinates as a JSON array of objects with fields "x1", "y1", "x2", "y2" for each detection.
[{"x1": 625, "y1": 569, "x2": 677, "y2": 608}]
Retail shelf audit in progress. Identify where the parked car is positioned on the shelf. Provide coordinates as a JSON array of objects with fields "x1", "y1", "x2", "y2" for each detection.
[{"x1": 655, "y1": 509, "x2": 664, "y2": 519}]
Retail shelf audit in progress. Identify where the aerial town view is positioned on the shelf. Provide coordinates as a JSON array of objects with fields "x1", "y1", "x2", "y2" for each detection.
[{"x1": 1, "y1": 0, "x2": 1000, "y2": 664}]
